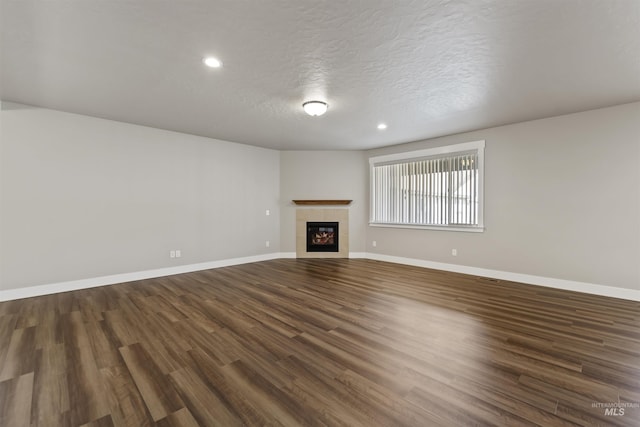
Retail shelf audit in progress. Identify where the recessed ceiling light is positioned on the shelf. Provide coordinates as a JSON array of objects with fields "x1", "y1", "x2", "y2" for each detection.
[
  {"x1": 203, "y1": 57, "x2": 222, "y2": 68},
  {"x1": 303, "y1": 101, "x2": 328, "y2": 116},
  {"x1": 377, "y1": 123, "x2": 387, "y2": 130}
]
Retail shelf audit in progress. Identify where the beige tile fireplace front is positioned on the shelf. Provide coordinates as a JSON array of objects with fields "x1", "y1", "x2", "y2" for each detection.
[{"x1": 296, "y1": 209, "x2": 349, "y2": 258}]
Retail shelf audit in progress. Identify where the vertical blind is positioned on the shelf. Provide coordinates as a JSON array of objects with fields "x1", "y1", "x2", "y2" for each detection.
[{"x1": 371, "y1": 152, "x2": 479, "y2": 226}]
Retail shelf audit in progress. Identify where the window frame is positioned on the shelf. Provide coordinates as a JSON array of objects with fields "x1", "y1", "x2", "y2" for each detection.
[{"x1": 369, "y1": 140, "x2": 485, "y2": 232}]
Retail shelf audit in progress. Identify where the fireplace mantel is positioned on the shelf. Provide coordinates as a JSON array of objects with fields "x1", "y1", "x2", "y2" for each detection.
[{"x1": 292, "y1": 200, "x2": 352, "y2": 206}]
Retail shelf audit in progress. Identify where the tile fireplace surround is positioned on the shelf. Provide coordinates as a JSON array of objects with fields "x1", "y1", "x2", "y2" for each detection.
[{"x1": 296, "y1": 208, "x2": 349, "y2": 258}]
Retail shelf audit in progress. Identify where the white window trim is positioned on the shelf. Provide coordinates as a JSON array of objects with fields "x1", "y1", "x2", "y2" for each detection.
[{"x1": 369, "y1": 140, "x2": 485, "y2": 232}]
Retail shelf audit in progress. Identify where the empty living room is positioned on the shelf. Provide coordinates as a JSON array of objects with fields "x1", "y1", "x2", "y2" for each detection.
[{"x1": 1, "y1": 1, "x2": 639, "y2": 426}]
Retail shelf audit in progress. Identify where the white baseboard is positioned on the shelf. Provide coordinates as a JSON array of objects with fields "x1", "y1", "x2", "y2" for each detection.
[
  {"x1": 365, "y1": 252, "x2": 640, "y2": 302},
  {"x1": 280, "y1": 252, "x2": 367, "y2": 259},
  {"x1": 349, "y1": 252, "x2": 368, "y2": 258},
  {"x1": 279, "y1": 252, "x2": 297, "y2": 259},
  {"x1": 276, "y1": 252, "x2": 368, "y2": 259},
  {"x1": 0, "y1": 253, "x2": 283, "y2": 302},
  {"x1": 2, "y1": 252, "x2": 637, "y2": 302}
]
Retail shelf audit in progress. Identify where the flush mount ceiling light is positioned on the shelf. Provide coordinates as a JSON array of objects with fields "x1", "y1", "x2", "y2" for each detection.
[
  {"x1": 302, "y1": 101, "x2": 328, "y2": 116},
  {"x1": 203, "y1": 56, "x2": 222, "y2": 68},
  {"x1": 377, "y1": 123, "x2": 388, "y2": 130}
]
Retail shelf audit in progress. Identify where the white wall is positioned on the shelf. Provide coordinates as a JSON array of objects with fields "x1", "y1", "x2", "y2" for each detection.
[
  {"x1": 2, "y1": 102, "x2": 638, "y2": 297},
  {"x1": 0, "y1": 103, "x2": 280, "y2": 290},
  {"x1": 279, "y1": 151, "x2": 367, "y2": 254},
  {"x1": 366, "y1": 102, "x2": 640, "y2": 291}
]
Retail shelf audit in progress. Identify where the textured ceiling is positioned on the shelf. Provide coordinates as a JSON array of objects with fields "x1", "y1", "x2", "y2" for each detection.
[{"x1": 2, "y1": 0, "x2": 639, "y2": 150}]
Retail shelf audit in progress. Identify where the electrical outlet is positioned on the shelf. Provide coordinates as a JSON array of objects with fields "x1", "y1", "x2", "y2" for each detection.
[
  {"x1": 452, "y1": 249, "x2": 457, "y2": 256},
  {"x1": 265, "y1": 209, "x2": 270, "y2": 216},
  {"x1": 175, "y1": 250, "x2": 181, "y2": 258},
  {"x1": 265, "y1": 240, "x2": 270, "y2": 248},
  {"x1": 170, "y1": 250, "x2": 176, "y2": 258},
  {"x1": 372, "y1": 241, "x2": 377, "y2": 247}
]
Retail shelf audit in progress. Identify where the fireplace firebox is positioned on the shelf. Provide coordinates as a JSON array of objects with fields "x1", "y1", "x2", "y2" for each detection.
[{"x1": 306, "y1": 222, "x2": 339, "y2": 252}]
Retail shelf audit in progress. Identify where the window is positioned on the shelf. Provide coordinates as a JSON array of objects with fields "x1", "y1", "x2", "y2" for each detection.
[{"x1": 369, "y1": 140, "x2": 484, "y2": 232}]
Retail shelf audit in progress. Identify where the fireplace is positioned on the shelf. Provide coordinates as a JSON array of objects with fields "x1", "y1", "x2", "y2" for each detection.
[
  {"x1": 296, "y1": 209, "x2": 348, "y2": 258},
  {"x1": 306, "y1": 222, "x2": 339, "y2": 252}
]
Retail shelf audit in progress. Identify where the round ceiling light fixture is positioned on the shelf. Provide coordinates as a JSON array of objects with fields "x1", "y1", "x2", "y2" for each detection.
[
  {"x1": 302, "y1": 101, "x2": 328, "y2": 116},
  {"x1": 203, "y1": 56, "x2": 222, "y2": 68},
  {"x1": 377, "y1": 123, "x2": 388, "y2": 130}
]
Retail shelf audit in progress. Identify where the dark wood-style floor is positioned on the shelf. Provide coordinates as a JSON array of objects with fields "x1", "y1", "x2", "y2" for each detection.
[{"x1": 0, "y1": 259, "x2": 638, "y2": 427}]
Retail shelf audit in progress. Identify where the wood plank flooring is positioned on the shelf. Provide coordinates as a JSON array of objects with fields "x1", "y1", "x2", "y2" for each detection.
[{"x1": 0, "y1": 259, "x2": 638, "y2": 426}]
